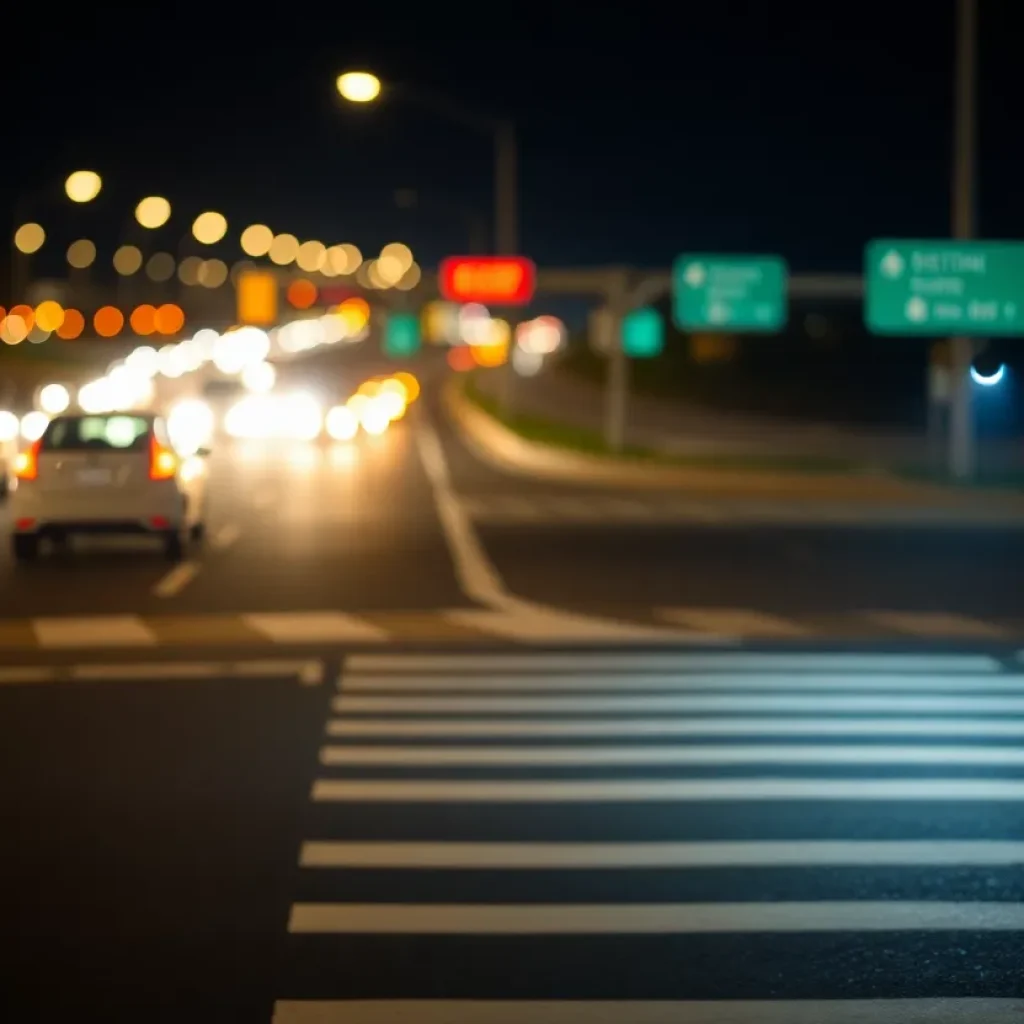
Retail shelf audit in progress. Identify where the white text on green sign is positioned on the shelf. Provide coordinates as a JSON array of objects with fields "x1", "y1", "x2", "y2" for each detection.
[
  {"x1": 673, "y1": 255, "x2": 787, "y2": 332},
  {"x1": 865, "y1": 240, "x2": 1024, "y2": 336}
]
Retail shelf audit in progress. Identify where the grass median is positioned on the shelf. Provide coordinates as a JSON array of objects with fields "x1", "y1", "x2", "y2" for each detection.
[{"x1": 462, "y1": 374, "x2": 866, "y2": 476}]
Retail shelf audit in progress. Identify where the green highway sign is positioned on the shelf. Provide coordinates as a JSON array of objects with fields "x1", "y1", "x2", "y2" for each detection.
[
  {"x1": 383, "y1": 312, "x2": 420, "y2": 357},
  {"x1": 622, "y1": 306, "x2": 663, "y2": 358},
  {"x1": 865, "y1": 240, "x2": 1024, "y2": 336},
  {"x1": 673, "y1": 254, "x2": 787, "y2": 331}
]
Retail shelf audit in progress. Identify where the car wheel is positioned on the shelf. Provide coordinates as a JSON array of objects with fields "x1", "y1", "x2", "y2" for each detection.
[
  {"x1": 189, "y1": 521, "x2": 206, "y2": 543},
  {"x1": 12, "y1": 534, "x2": 39, "y2": 563},
  {"x1": 163, "y1": 530, "x2": 185, "y2": 562}
]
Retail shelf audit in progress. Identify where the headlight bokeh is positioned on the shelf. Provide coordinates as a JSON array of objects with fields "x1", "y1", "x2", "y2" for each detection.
[{"x1": 1, "y1": 305, "x2": 420, "y2": 453}]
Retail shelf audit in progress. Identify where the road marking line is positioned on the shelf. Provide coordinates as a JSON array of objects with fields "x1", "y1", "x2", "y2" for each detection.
[
  {"x1": 466, "y1": 495, "x2": 544, "y2": 521},
  {"x1": 331, "y1": 692, "x2": 1024, "y2": 714},
  {"x1": 211, "y1": 522, "x2": 241, "y2": 549},
  {"x1": 298, "y1": 839, "x2": 1024, "y2": 869},
  {"x1": 602, "y1": 497, "x2": 654, "y2": 517},
  {"x1": 318, "y1": 743, "x2": 1024, "y2": 768},
  {"x1": 32, "y1": 616, "x2": 158, "y2": 648},
  {"x1": 414, "y1": 417, "x2": 508, "y2": 604},
  {"x1": 417, "y1": 411, "x2": 734, "y2": 643},
  {"x1": 662, "y1": 500, "x2": 724, "y2": 522},
  {"x1": 68, "y1": 660, "x2": 319, "y2": 682},
  {"x1": 339, "y1": 671, "x2": 1021, "y2": 692},
  {"x1": 230, "y1": 659, "x2": 324, "y2": 682},
  {"x1": 344, "y1": 651, "x2": 999, "y2": 672},
  {"x1": 868, "y1": 610, "x2": 1007, "y2": 637},
  {"x1": 546, "y1": 497, "x2": 605, "y2": 519},
  {"x1": 659, "y1": 608, "x2": 811, "y2": 637},
  {"x1": 152, "y1": 560, "x2": 201, "y2": 598},
  {"x1": 71, "y1": 662, "x2": 221, "y2": 680},
  {"x1": 310, "y1": 777, "x2": 1024, "y2": 802},
  {"x1": 326, "y1": 715, "x2": 1024, "y2": 738},
  {"x1": 299, "y1": 661, "x2": 324, "y2": 685},
  {"x1": 443, "y1": 608, "x2": 706, "y2": 643},
  {"x1": 272, "y1": 999, "x2": 1024, "y2": 1024},
  {"x1": 0, "y1": 666, "x2": 58, "y2": 685},
  {"x1": 288, "y1": 900, "x2": 1024, "y2": 934},
  {"x1": 242, "y1": 612, "x2": 388, "y2": 643}
]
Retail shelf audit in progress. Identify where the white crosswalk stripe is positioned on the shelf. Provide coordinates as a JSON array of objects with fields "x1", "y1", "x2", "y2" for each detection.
[{"x1": 274, "y1": 649, "x2": 1024, "y2": 1018}]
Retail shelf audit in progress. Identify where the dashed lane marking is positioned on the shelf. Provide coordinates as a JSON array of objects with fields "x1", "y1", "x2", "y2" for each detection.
[{"x1": 152, "y1": 560, "x2": 201, "y2": 598}]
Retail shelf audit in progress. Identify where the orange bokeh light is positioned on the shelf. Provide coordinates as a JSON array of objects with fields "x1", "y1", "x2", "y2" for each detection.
[
  {"x1": 447, "y1": 345, "x2": 475, "y2": 372},
  {"x1": 56, "y1": 308, "x2": 85, "y2": 340},
  {"x1": 287, "y1": 278, "x2": 318, "y2": 309},
  {"x1": 93, "y1": 306, "x2": 124, "y2": 337},
  {"x1": 130, "y1": 304, "x2": 157, "y2": 335},
  {"x1": 472, "y1": 341, "x2": 508, "y2": 367},
  {"x1": 338, "y1": 296, "x2": 370, "y2": 319},
  {"x1": 154, "y1": 303, "x2": 185, "y2": 336},
  {"x1": 9, "y1": 304, "x2": 35, "y2": 332}
]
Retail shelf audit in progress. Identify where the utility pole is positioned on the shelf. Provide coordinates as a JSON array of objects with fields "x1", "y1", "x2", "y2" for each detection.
[
  {"x1": 604, "y1": 269, "x2": 630, "y2": 452},
  {"x1": 949, "y1": 0, "x2": 977, "y2": 480},
  {"x1": 495, "y1": 120, "x2": 520, "y2": 417}
]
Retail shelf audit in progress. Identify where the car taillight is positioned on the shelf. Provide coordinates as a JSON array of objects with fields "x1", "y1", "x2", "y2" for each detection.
[
  {"x1": 14, "y1": 440, "x2": 41, "y2": 481},
  {"x1": 149, "y1": 435, "x2": 177, "y2": 480}
]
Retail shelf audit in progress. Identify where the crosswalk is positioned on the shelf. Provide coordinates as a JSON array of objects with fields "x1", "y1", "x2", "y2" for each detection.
[{"x1": 272, "y1": 650, "x2": 1024, "y2": 1021}]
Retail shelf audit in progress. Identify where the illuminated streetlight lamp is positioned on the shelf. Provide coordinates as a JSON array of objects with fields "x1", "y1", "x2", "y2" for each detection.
[
  {"x1": 66, "y1": 239, "x2": 97, "y2": 270},
  {"x1": 336, "y1": 71, "x2": 381, "y2": 103},
  {"x1": 136, "y1": 196, "x2": 172, "y2": 229},
  {"x1": 193, "y1": 211, "x2": 227, "y2": 245},
  {"x1": 240, "y1": 223, "x2": 274, "y2": 257},
  {"x1": 13, "y1": 222, "x2": 45, "y2": 255},
  {"x1": 335, "y1": 69, "x2": 520, "y2": 411},
  {"x1": 334, "y1": 72, "x2": 517, "y2": 256},
  {"x1": 65, "y1": 170, "x2": 103, "y2": 203}
]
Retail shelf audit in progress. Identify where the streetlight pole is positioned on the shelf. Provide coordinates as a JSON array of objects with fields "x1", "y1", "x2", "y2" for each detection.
[
  {"x1": 494, "y1": 120, "x2": 518, "y2": 256},
  {"x1": 337, "y1": 73, "x2": 520, "y2": 258},
  {"x1": 336, "y1": 72, "x2": 523, "y2": 411},
  {"x1": 949, "y1": 0, "x2": 976, "y2": 480},
  {"x1": 492, "y1": 120, "x2": 520, "y2": 414}
]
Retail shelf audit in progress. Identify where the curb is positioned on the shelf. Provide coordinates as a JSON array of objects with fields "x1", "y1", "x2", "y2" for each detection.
[{"x1": 445, "y1": 377, "x2": 1024, "y2": 513}]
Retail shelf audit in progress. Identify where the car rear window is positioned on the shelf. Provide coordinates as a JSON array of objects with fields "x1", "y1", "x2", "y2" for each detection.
[{"x1": 41, "y1": 415, "x2": 152, "y2": 452}]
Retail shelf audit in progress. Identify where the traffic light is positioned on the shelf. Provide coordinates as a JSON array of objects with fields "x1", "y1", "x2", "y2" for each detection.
[
  {"x1": 622, "y1": 307, "x2": 664, "y2": 358},
  {"x1": 384, "y1": 313, "x2": 420, "y2": 357}
]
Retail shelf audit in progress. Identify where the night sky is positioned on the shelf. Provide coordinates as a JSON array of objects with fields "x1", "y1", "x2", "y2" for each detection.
[{"x1": 4, "y1": 3, "x2": 1022, "y2": 278}]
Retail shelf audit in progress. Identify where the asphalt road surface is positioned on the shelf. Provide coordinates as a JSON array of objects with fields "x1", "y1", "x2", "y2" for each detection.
[
  {"x1": 4, "y1": 649, "x2": 1024, "y2": 1021},
  {"x1": 1, "y1": 363, "x2": 1023, "y2": 638},
  {"x1": 0, "y1": 660, "x2": 329, "y2": 1020},
  {"x1": 4, "y1": 348, "x2": 1024, "y2": 1020}
]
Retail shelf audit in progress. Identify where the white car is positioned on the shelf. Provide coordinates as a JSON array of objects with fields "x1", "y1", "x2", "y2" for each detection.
[{"x1": 9, "y1": 412, "x2": 208, "y2": 563}]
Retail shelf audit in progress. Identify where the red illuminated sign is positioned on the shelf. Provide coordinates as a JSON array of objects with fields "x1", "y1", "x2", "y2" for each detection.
[{"x1": 439, "y1": 256, "x2": 536, "y2": 305}]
